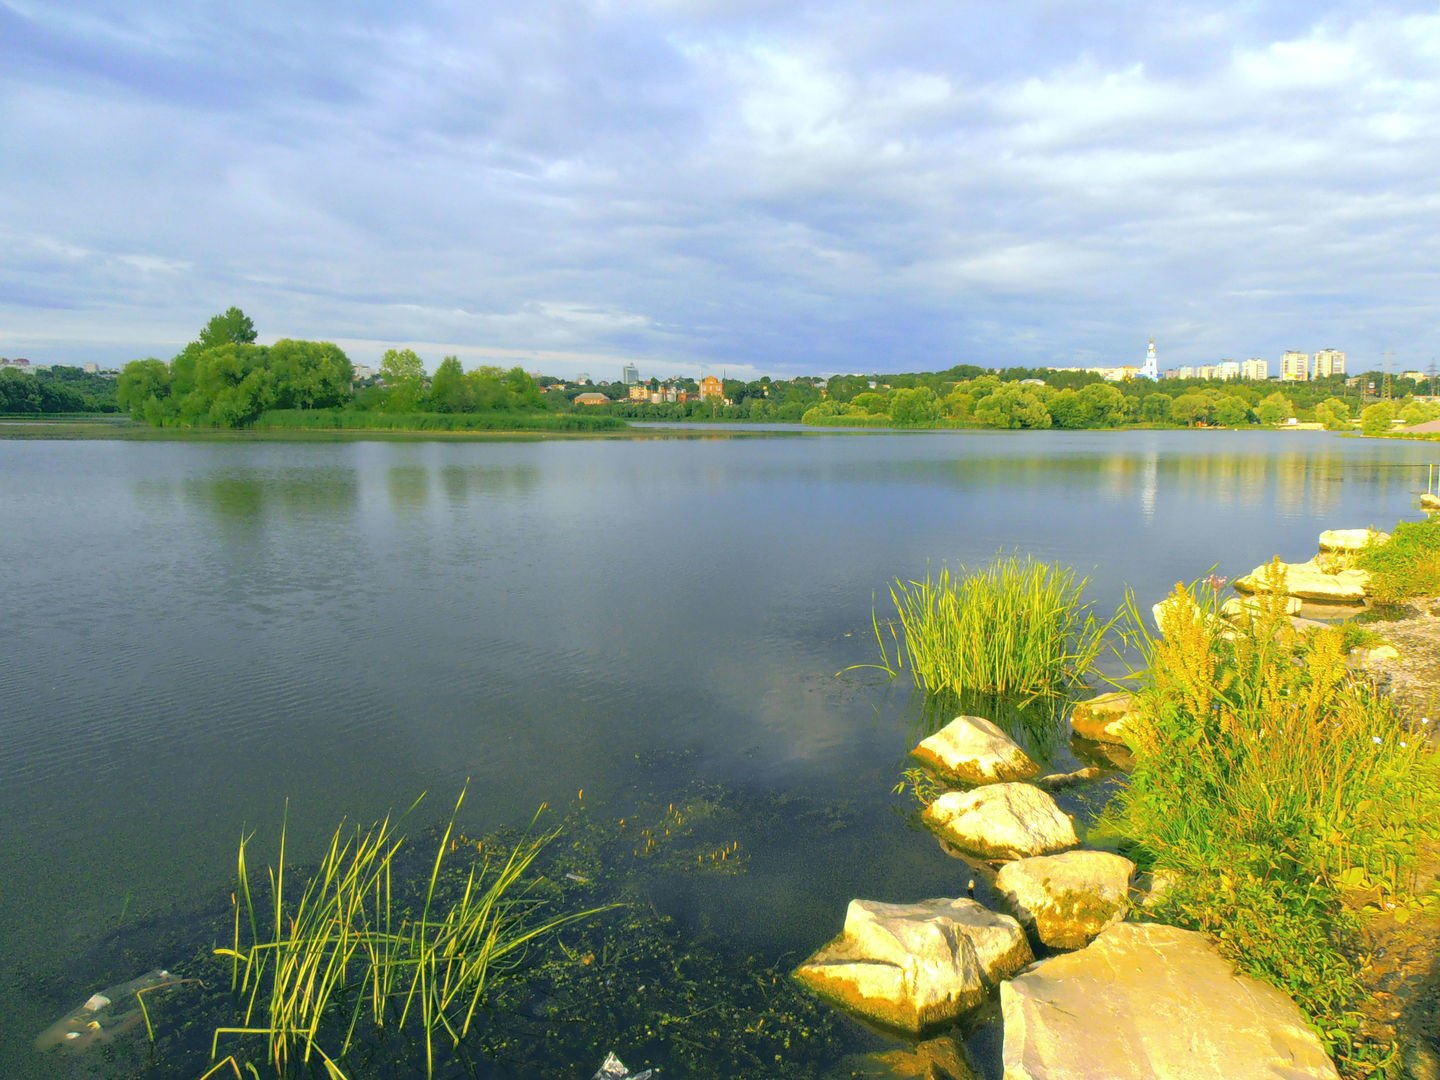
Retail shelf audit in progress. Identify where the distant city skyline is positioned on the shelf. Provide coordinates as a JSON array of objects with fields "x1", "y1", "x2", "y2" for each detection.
[{"x1": 4, "y1": 2, "x2": 1439, "y2": 378}]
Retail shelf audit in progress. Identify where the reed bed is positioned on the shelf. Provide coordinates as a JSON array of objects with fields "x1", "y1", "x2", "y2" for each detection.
[
  {"x1": 868, "y1": 554, "x2": 1112, "y2": 700},
  {"x1": 1105, "y1": 566, "x2": 1440, "y2": 1073},
  {"x1": 212, "y1": 789, "x2": 609, "y2": 1078}
]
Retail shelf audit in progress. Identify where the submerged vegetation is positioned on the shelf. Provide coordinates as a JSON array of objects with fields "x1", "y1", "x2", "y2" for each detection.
[
  {"x1": 210, "y1": 789, "x2": 608, "y2": 1078},
  {"x1": 1104, "y1": 569, "x2": 1440, "y2": 1074},
  {"x1": 867, "y1": 554, "x2": 1113, "y2": 701}
]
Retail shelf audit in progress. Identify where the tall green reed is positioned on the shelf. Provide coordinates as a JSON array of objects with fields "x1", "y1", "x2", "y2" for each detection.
[
  {"x1": 865, "y1": 553, "x2": 1113, "y2": 701},
  {"x1": 213, "y1": 788, "x2": 610, "y2": 1077}
]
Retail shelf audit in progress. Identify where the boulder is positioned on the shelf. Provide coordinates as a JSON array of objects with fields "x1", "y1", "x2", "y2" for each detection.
[
  {"x1": 994, "y1": 850, "x2": 1135, "y2": 949},
  {"x1": 923, "y1": 783, "x2": 1078, "y2": 862},
  {"x1": 1002, "y1": 923, "x2": 1339, "y2": 1079},
  {"x1": 1318, "y1": 528, "x2": 1388, "y2": 554},
  {"x1": 1232, "y1": 558, "x2": 1370, "y2": 603},
  {"x1": 795, "y1": 897, "x2": 1032, "y2": 1033},
  {"x1": 1069, "y1": 691, "x2": 1139, "y2": 746},
  {"x1": 912, "y1": 715, "x2": 1041, "y2": 785},
  {"x1": 1423, "y1": 493, "x2": 1440, "y2": 511}
]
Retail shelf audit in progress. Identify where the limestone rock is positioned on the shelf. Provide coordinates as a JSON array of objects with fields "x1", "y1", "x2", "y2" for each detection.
[
  {"x1": 912, "y1": 715, "x2": 1041, "y2": 785},
  {"x1": 994, "y1": 850, "x2": 1135, "y2": 949},
  {"x1": 1232, "y1": 558, "x2": 1370, "y2": 603},
  {"x1": 1423, "y1": 493, "x2": 1440, "y2": 511},
  {"x1": 1002, "y1": 923, "x2": 1339, "y2": 1079},
  {"x1": 795, "y1": 897, "x2": 1031, "y2": 1033},
  {"x1": 1220, "y1": 595, "x2": 1302, "y2": 620},
  {"x1": 923, "y1": 783, "x2": 1078, "y2": 862},
  {"x1": 1318, "y1": 528, "x2": 1388, "y2": 554},
  {"x1": 1069, "y1": 691, "x2": 1138, "y2": 746}
]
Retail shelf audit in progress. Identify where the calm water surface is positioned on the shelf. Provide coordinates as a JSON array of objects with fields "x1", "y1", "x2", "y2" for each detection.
[{"x1": 0, "y1": 428, "x2": 1431, "y2": 1076}]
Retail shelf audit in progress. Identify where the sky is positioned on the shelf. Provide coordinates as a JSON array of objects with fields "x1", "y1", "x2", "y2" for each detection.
[{"x1": 2, "y1": 1, "x2": 1438, "y2": 381}]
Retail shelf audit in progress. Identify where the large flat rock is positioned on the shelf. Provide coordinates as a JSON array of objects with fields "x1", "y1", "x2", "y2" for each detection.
[
  {"x1": 1317, "y1": 528, "x2": 1388, "y2": 554},
  {"x1": 1001, "y1": 922, "x2": 1339, "y2": 1079},
  {"x1": 913, "y1": 715, "x2": 1040, "y2": 785},
  {"x1": 795, "y1": 897, "x2": 1031, "y2": 1033},
  {"x1": 923, "y1": 783, "x2": 1078, "y2": 862},
  {"x1": 1232, "y1": 558, "x2": 1369, "y2": 603}
]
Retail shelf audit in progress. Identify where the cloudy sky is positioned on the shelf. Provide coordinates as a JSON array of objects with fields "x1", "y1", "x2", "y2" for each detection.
[{"x1": 3, "y1": 1, "x2": 1437, "y2": 380}]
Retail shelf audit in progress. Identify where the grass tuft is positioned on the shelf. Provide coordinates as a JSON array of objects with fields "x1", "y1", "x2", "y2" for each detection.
[
  {"x1": 865, "y1": 553, "x2": 1113, "y2": 701},
  {"x1": 211, "y1": 788, "x2": 611, "y2": 1077}
]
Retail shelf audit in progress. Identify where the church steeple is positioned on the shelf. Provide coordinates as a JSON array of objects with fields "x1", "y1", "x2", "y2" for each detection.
[{"x1": 1142, "y1": 338, "x2": 1159, "y2": 379}]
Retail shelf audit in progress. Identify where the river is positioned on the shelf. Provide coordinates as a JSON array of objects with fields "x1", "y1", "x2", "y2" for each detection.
[{"x1": 0, "y1": 426, "x2": 1430, "y2": 1077}]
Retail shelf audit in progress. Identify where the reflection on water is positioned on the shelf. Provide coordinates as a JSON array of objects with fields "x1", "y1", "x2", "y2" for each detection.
[{"x1": 0, "y1": 429, "x2": 1435, "y2": 1079}]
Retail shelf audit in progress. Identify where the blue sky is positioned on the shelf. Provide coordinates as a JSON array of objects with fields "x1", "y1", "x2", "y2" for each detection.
[{"x1": 3, "y1": 1, "x2": 1437, "y2": 380}]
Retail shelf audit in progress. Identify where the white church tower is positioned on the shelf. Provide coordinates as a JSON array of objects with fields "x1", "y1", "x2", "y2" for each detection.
[{"x1": 1142, "y1": 338, "x2": 1159, "y2": 380}]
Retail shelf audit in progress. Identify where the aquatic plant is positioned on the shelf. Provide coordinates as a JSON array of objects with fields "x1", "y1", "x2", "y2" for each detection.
[
  {"x1": 865, "y1": 554, "x2": 1114, "y2": 701},
  {"x1": 1104, "y1": 565, "x2": 1440, "y2": 1074},
  {"x1": 211, "y1": 789, "x2": 610, "y2": 1078}
]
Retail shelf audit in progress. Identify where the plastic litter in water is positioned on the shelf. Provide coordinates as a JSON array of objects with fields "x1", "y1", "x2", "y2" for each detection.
[{"x1": 591, "y1": 1051, "x2": 655, "y2": 1080}]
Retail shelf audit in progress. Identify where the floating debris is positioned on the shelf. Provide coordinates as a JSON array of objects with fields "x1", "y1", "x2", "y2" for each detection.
[
  {"x1": 592, "y1": 1050, "x2": 655, "y2": 1079},
  {"x1": 35, "y1": 969, "x2": 180, "y2": 1053}
]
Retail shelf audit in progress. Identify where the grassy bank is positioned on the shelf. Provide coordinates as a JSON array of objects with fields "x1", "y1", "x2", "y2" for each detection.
[
  {"x1": 251, "y1": 408, "x2": 627, "y2": 433},
  {"x1": 1104, "y1": 571, "x2": 1440, "y2": 1074}
]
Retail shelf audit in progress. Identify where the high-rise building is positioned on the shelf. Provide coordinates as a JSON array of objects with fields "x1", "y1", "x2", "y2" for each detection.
[
  {"x1": 1141, "y1": 339, "x2": 1159, "y2": 380},
  {"x1": 1217, "y1": 361, "x2": 1241, "y2": 381},
  {"x1": 1241, "y1": 358, "x2": 1269, "y2": 380},
  {"x1": 1197, "y1": 365, "x2": 1218, "y2": 380},
  {"x1": 1280, "y1": 351, "x2": 1310, "y2": 381},
  {"x1": 621, "y1": 363, "x2": 639, "y2": 385},
  {"x1": 1313, "y1": 349, "x2": 1346, "y2": 378}
]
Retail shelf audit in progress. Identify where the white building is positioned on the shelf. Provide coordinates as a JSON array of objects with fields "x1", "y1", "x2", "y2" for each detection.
[
  {"x1": 1217, "y1": 361, "x2": 1241, "y2": 381},
  {"x1": 1241, "y1": 358, "x2": 1269, "y2": 380},
  {"x1": 622, "y1": 363, "x2": 640, "y2": 385},
  {"x1": 1280, "y1": 351, "x2": 1310, "y2": 381},
  {"x1": 1141, "y1": 339, "x2": 1159, "y2": 379},
  {"x1": 1313, "y1": 349, "x2": 1346, "y2": 378}
]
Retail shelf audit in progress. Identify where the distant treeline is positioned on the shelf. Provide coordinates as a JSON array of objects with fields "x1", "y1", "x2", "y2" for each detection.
[
  {"x1": 116, "y1": 307, "x2": 614, "y2": 431},
  {"x1": 0, "y1": 366, "x2": 119, "y2": 414}
]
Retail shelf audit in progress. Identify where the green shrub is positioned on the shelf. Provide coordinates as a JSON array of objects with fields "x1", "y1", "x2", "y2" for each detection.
[
  {"x1": 1107, "y1": 572, "x2": 1439, "y2": 1073},
  {"x1": 1357, "y1": 517, "x2": 1440, "y2": 603},
  {"x1": 868, "y1": 554, "x2": 1113, "y2": 700}
]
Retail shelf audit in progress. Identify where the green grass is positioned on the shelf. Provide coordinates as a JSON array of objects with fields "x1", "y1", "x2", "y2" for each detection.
[
  {"x1": 210, "y1": 789, "x2": 610, "y2": 1078},
  {"x1": 1356, "y1": 516, "x2": 1440, "y2": 604},
  {"x1": 1104, "y1": 575, "x2": 1440, "y2": 1075},
  {"x1": 864, "y1": 553, "x2": 1113, "y2": 701},
  {"x1": 250, "y1": 408, "x2": 627, "y2": 433}
]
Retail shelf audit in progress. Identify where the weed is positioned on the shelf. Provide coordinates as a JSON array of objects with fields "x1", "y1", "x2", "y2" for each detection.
[{"x1": 1358, "y1": 517, "x2": 1440, "y2": 603}]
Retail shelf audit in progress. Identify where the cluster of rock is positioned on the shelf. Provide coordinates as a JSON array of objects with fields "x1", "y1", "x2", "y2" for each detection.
[
  {"x1": 1231, "y1": 528, "x2": 1388, "y2": 604},
  {"x1": 794, "y1": 708, "x2": 1340, "y2": 1077}
]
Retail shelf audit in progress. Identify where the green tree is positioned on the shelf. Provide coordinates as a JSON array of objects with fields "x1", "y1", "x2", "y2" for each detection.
[
  {"x1": 1361, "y1": 400, "x2": 1397, "y2": 436},
  {"x1": 1400, "y1": 399, "x2": 1435, "y2": 426},
  {"x1": 268, "y1": 339, "x2": 354, "y2": 409},
  {"x1": 117, "y1": 358, "x2": 172, "y2": 419},
  {"x1": 888, "y1": 386, "x2": 942, "y2": 426},
  {"x1": 1315, "y1": 397, "x2": 1351, "y2": 431},
  {"x1": 1170, "y1": 392, "x2": 1212, "y2": 427},
  {"x1": 1076, "y1": 383, "x2": 1128, "y2": 427},
  {"x1": 429, "y1": 355, "x2": 472, "y2": 412},
  {"x1": 974, "y1": 385, "x2": 1051, "y2": 429},
  {"x1": 198, "y1": 306, "x2": 258, "y2": 349},
  {"x1": 1139, "y1": 393, "x2": 1173, "y2": 423},
  {"x1": 1212, "y1": 395, "x2": 1251, "y2": 427},
  {"x1": 1256, "y1": 392, "x2": 1294, "y2": 426},
  {"x1": 379, "y1": 348, "x2": 426, "y2": 412}
]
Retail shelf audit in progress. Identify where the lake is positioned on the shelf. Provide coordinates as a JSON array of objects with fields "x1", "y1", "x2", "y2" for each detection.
[{"x1": 0, "y1": 427, "x2": 1432, "y2": 1078}]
